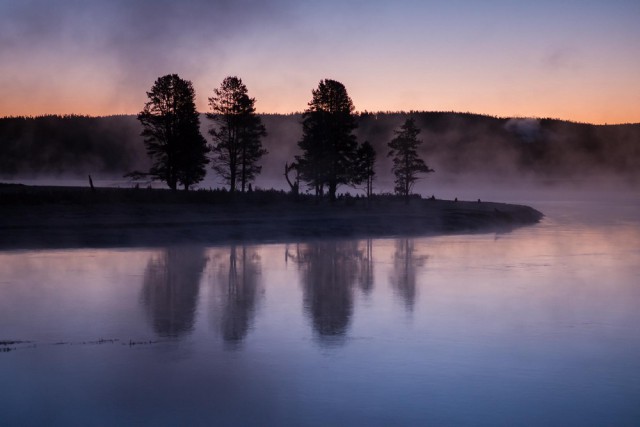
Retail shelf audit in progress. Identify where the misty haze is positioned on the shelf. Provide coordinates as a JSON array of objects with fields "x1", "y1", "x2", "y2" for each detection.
[
  {"x1": 2, "y1": 0, "x2": 640, "y2": 426},
  {"x1": 2, "y1": 112, "x2": 639, "y2": 194}
]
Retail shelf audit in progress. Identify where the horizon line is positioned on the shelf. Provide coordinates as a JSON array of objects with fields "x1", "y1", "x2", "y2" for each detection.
[{"x1": 1, "y1": 110, "x2": 638, "y2": 126}]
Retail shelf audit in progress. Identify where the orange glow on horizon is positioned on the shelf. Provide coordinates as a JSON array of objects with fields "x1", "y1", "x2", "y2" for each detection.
[
  {"x1": 1, "y1": 95, "x2": 637, "y2": 125},
  {"x1": 1, "y1": 1, "x2": 638, "y2": 126}
]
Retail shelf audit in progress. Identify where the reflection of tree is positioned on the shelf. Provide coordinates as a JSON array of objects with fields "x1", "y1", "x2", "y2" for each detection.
[
  {"x1": 358, "y1": 239, "x2": 374, "y2": 295},
  {"x1": 141, "y1": 247, "x2": 207, "y2": 337},
  {"x1": 296, "y1": 241, "x2": 362, "y2": 343},
  {"x1": 390, "y1": 239, "x2": 427, "y2": 310},
  {"x1": 213, "y1": 245, "x2": 261, "y2": 345}
]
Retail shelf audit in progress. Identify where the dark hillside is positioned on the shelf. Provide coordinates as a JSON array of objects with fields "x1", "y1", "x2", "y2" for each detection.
[{"x1": 1, "y1": 113, "x2": 638, "y2": 186}]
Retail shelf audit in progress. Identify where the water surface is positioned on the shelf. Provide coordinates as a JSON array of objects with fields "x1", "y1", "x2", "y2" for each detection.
[{"x1": 1, "y1": 198, "x2": 639, "y2": 426}]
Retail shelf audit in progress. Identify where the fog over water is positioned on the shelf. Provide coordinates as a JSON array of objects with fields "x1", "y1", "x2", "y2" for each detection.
[{"x1": 1, "y1": 193, "x2": 639, "y2": 425}]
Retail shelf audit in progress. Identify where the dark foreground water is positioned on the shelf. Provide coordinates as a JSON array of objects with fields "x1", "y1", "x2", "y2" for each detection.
[{"x1": 1, "y1": 197, "x2": 639, "y2": 426}]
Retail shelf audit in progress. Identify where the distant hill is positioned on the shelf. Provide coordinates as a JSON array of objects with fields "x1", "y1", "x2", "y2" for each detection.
[
  {"x1": 1, "y1": 112, "x2": 638, "y2": 188},
  {"x1": 0, "y1": 115, "x2": 147, "y2": 177}
]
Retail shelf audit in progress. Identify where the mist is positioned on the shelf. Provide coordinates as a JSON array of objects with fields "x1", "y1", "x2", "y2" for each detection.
[{"x1": 1, "y1": 112, "x2": 639, "y2": 197}]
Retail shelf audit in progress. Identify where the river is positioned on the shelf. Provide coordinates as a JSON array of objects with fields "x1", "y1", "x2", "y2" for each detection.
[{"x1": 1, "y1": 194, "x2": 639, "y2": 426}]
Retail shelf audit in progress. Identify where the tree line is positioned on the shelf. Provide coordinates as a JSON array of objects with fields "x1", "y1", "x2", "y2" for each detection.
[
  {"x1": 137, "y1": 74, "x2": 434, "y2": 198},
  {"x1": 5, "y1": 84, "x2": 633, "y2": 186}
]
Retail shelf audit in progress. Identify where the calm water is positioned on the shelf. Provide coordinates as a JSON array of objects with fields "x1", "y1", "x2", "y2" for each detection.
[{"x1": 1, "y1": 197, "x2": 639, "y2": 426}]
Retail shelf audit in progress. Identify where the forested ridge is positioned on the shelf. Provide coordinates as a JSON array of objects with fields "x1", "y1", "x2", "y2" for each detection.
[{"x1": 1, "y1": 112, "x2": 638, "y2": 182}]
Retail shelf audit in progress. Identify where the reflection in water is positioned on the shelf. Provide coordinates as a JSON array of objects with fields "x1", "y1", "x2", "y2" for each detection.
[
  {"x1": 212, "y1": 245, "x2": 262, "y2": 346},
  {"x1": 3, "y1": 197, "x2": 640, "y2": 426},
  {"x1": 390, "y1": 239, "x2": 427, "y2": 310},
  {"x1": 294, "y1": 241, "x2": 364, "y2": 343},
  {"x1": 358, "y1": 239, "x2": 375, "y2": 294},
  {"x1": 141, "y1": 247, "x2": 207, "y2": 337}
]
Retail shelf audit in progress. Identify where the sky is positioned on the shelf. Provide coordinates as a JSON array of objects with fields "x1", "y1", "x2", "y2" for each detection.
[{"x1": 1, "y1": 0, "x2": 638, "y2": 124}]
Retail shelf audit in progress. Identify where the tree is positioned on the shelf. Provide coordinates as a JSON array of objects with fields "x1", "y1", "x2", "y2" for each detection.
[
  {"x1": 207, "y1": 76, "x2": 267, "y2": 193},
  {"x1": 387, "y1": 118, "x2": 434, "y2": 198},
  {"x1": 137, "y1": 74, "x2": 209, "y2": 191},
  {"x1": 355, "y1": 140, "x2": 376, "y2": 197},
  {"x1": 296, "y1": 79, "x2": 359, "y2": 201}
]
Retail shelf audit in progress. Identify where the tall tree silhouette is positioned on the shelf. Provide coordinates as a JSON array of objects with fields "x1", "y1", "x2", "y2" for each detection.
[
  {"x1": 207, "y1": 76, "x2": 267, "y2": 192},
  {"x1": 355, "y1": 141, "x2": 376, "y2": 197},
  {"x1": 136, "y1": 74, "x2": 209, "y2": 190},
  {"x1": 296, "y1": 79, "x2": 359, "y2": 201},
  {"x1": 388, "y1": 118, "x2": 434, "y2": 198}
]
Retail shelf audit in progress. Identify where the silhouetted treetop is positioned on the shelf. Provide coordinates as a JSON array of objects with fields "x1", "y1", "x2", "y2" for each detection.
[
  {"x1": 306, "y1": 79, "x2": 356, "y2": 114},
  {"x1": 388, "y1": 118, "x2": 434, "y2": 198},
  {"x1": 207, "y1": 76, "x2": 267, "y2": 193},
  {"x1": 296, "y1": 79, "x2": 360, "y2": 201},
  {"x1": 136, "y1": 74, "x2": 209, "y2": 191}
]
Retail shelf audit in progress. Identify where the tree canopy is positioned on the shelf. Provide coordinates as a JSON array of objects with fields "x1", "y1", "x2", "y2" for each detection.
[
  {"x1": 296, "y1": 79, "x2": 360, "y2": 201},
  {"x1": 136, "y1": 74, "x2": 209, "y2": 190},
  {"x1": 207, "y1": 76, "x2": 267, "y2": 193},
  {"x1": 387, "y1": 118, "x2": 434, "y2": 198}
]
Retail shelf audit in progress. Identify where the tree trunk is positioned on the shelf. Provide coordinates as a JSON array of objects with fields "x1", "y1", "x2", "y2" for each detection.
[
  {"x1": 241, "y1": 163, "x2": 246, "y2": 193},
  {"x1": 329, "y1": 180, "x2": 337, "y2": 202},
  {"x1": 241, "y1": 144, "x2": 247, "y2": 193},
  {"x1": 404, "y1": 152, "x2": 410, "y2": 200},
  {"x1": 230, "y1": 161, "x2": 236, "y2": 193}
]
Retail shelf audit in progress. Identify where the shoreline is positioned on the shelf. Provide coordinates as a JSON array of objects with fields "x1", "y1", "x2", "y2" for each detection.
[{"x1": 0, "y1": 184, "x2": 544, "y2": 250}]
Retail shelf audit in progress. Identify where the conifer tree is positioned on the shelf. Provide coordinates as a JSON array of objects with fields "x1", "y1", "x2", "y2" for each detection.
[
  {"x1": 207, "y1": 76, "x2": 267, "y2": 192},
  {"x1": 296, "y1": 79, "x2": 358, "y2": 200},
  {"x1": 355, "y1": 141, "x2": 376, "y2": 197},
  {"x1": 137, "y1": 74, "x2": 209, "y2": 191},
  {"x1": 388, "y1": 118, "x2": 434, "y2": 198}
]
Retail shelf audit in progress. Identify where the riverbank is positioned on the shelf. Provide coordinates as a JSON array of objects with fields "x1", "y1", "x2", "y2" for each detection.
[{"x1": 0, "y1": 184, "x2": 543, "y2": 249}]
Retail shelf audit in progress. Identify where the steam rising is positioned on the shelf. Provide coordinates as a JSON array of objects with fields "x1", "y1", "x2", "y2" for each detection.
[
  {"x1": 504, "y1": 118, "x2": 541, "y2": 143},
  {"x1": 1, "y1": 112, "x2": 638, "y2": 194}
]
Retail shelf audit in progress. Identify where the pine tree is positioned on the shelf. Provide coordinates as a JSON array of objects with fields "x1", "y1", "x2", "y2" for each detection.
[
  {"x1": 296, "y1": 79, "x2": 358, "y2": 201},
  {"x1": 355, "y1": 140, "x2": 376, "y2": 198},
  {"x1": 137, "y1": 74, "x2": 209, "y2": 191},
  {"x1": 207, "y1": 76, "x2": 267, "y2": 192},
  {"x1": 387, "y1": 118, "x2": 434, "y2": 199}
]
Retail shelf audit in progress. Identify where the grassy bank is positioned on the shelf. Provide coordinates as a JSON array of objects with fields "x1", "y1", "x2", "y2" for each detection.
[{"x1": 0, "y1": 184, "x2": 543, "y2": 249}]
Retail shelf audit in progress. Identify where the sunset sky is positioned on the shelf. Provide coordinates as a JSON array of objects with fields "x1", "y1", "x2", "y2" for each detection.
[{"x1": 1, "y1": 0, "x2": 638, "y2": 124}]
